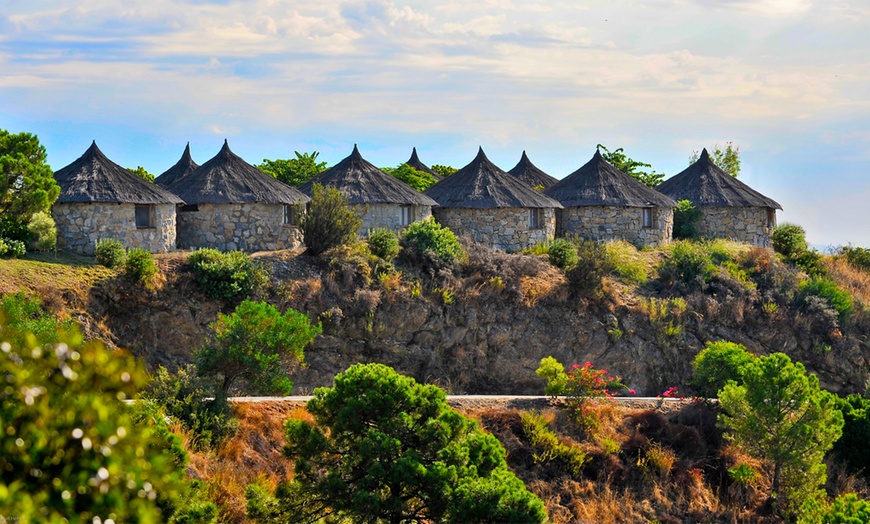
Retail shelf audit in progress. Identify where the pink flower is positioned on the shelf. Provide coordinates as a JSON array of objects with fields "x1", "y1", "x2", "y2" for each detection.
[{"x1": 628, "y1": 388, "x2": 637, "y2": 395}]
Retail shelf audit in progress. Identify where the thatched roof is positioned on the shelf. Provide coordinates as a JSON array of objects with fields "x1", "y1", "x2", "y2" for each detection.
[
  {"x1": 405, "y1": 147, "x2": 441, "y2": 180},
  {"x1": 423, "y1": 147, "x2": 562, "y2": 209},
  {"x1": 54, "y1": 141, "x2": 183, "y2": 205},
  {"x1": 656, "y1": 149, "x2": 782, "y2": 209},
  {"x1": 299, "y1": 145, "x2": 437, "y2": 206},
  {"x1": 544, "y1": 149, "x2": 676, "y2": 208},
  {"x1": 154, "y1": 143, "x2": 199, "y2": 188},
  {"x1": 167, "y1": 140, "x2": 309, "y2": 205},
  {"x1": 507, "y1": 151, "x2": 559, "y2": 189}
]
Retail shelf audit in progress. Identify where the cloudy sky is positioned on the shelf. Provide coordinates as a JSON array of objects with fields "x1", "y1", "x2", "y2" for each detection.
[{"x1": 2, "y1": 0, "x2": 868, "y2": 245}]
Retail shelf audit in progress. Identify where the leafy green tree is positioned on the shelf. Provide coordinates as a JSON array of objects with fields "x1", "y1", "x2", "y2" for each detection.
[
  {"x1": 597, "y1": 144, "x2": 665, "y2": 188},
  {"x1": 300, "y1": 183, "x2": 363, "y2": 256},
  {"x1": 381, "y1": 163, "x2": 439, "y2": 191},
  {"x1": 0, "y1": 130, "x2": 60, "y2": 242},
  {"x1": 258, "y1": 152, "x2": 328, "y2": 187},
  {"x1": 536, "y1": 356, "x2": 568, "y2": 397},
  {"x1": 195, "y1": 300, "x2": 321, "y2": 398},
  {"x1": 832, "y1": 394, "x2": 870, "y2": 478},
  {"x1": 673, "y1": 199, "x2": 702, "y2": 240},
  {"x1": 127, "y1": 166, "x2": 155, "y2": 183},
  {"x1": 248, "y1": 363, "x2": 547, "y2": 524},
  {"x1": 430, "y1": 164, "x2": 457, "y2": 177},
  {"x1": 719, "y1": 353, "x2": 844, "y2": 516},
  {"x1": 690, "y1": 142, "x2": 741, "y2": 177},
  {"x1": 27, "y1": 211, "x2": 57, "y2": 251},
  {"x1": 690, "y1": 340, "x2": 756, "y2": 398},
  {"x1": 772, "y1": 223, "x2": 808, "y2": 259}
]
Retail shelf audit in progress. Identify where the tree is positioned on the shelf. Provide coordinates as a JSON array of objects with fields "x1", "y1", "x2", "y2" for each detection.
[
  {"x1": 690, "y1": 340, "x2": 756, "y2": 398},
  {"x1": 430, "y1": 164, "x2": 457, "y2": 177},
  {"x1": 300, "y1": 183, "x2": 362, "y2": 256},
  {"x1": 381, "y1": 163, "x2": 439, "y2": 191},
  {"x1": 258, "y1": 152, "x2": 327, "y2": 187},
  {"x1": 718, "y1": 353, "x2": 844, "y2": 516},
  {"x1": 0, "y1": 130, "x2": 60, "y2": 241},
  {"x1": 195, "y1": 300, "x2": 321, "y2": 399},
  {"x1": 127, "y1": 166, "x2": 155, "y2": 183},
  {"x1": 247, "y1": 363, "x2": 547, "y2": 524},
  {"x1": 673, "y1": 199, "x2": 702, "y2": 240},
  {"x1": 690, "y1": 141, "x2": 741, "y2": 177},
  {"x1": 597, "y1": 144, "x2": 665, "y2": 188}
]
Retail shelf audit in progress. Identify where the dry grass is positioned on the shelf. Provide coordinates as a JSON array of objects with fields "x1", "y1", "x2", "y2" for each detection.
[{"x1": 826, "y1": 257, "x2": 870, "y2": 306}]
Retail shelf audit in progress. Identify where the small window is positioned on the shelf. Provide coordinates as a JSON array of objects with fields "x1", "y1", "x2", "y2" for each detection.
[
  {"x1": 767, "y1": 208, "x2": 776, "y2": 228},
  {"x1": 400, "y1": 206, "x2": 412, "y2": 226},
  {"x1": 283, "y1": 205, "x2": 296, "y2": 226},
  {"x1": 642, "y1": 208, "x2": 654, "y2": 228},
  {"x1": 180, "y1": 204, "x2": 199, "y2": 212},
  {"x1": 135, "y1": 205, "x2": 153, "y2": 228},
  {"x1": 529, "y1": 208, "x2": 542, "y2": 229}
]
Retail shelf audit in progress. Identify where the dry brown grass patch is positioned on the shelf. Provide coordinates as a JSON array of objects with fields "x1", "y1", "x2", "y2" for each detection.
[{"x1": 826, "y1": 257, "x2": 870, "y2": 306}]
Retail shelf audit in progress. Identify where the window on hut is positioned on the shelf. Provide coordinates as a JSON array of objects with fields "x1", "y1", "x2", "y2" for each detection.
[
  {"x1": 283, "y1": 205, "x2": 298, "y2": 226},
  {"x1": 767, "y1": 208, "x2": 776, "y2": 229},
  {"x1": 642, "y1": 208, "x2": 654, "y2": 228},
  {"x1": 400, "y1": 206, "x2": 412, "y2": 226},
  {"x1": 528, "y1": 208, "x2": 542, "y2": 229},
  {"x1": 135, "y1": 205, "x2": 153, "y2": 229}
]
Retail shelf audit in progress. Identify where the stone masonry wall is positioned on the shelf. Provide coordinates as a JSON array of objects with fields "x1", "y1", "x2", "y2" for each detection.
[
  {"x1": 557, "y1": 206, "x2": 673, "y2": 248},
  {"x1": 698, "y1": 206, "x2": 776, "y2": 247},
  {"x1": 53, "y1": 202, "x2": 176, "y2": 255},
  {"x1": 357, "y1": 203, "x2": 433, "y2": 236},
  {"x1": 433, "y1": 207, "x2": 556, "y2": 252},
  {"x1": 176, "y1": 203, "x2": 303, "y2": 252}
]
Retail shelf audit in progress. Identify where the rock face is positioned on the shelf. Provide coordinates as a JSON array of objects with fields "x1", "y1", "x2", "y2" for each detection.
[
  {"x1": 53, "y1": 202, "x2": 177, "y2": 254},
  {"x1": 176, "y1": 203, "x2": 304, "y2": 252},
  {"x1": 697, "y1": 206, "x2": 775, "y2": 247},
  {"x1": 557, "y1": 206, "x2": 673, "y2": 248},
  {"x1": 357, "y1": 203, "x2": 432, "y2": 235},
  {"x1": 432, "y1": 207, "x2": 556, "y2": 252}
]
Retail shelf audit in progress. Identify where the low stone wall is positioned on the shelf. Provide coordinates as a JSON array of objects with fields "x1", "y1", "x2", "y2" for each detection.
[
  {"x1": 557, "y1": 206, "x2": 673, "y2": 248},
  {"x1": 357, "y1": 203, "x2": 433, "y2": 236},
  {"x1": 53, "y1": 202, "x2": 177, "y2": 255},
  {"x1": 698, "y1": 206, "x2": 775, "y2": 247},
  {"x1": 177, "y1": 203, "x2": 304, "y2": 252},
  {"x1": 433, "y1": 207, "x2": 556, "y2": 252}
]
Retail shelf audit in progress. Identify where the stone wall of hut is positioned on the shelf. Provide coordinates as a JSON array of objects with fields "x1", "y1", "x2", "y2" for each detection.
[
  {"x1": 176, "y1": 203, "x2": 304, "y2": 252},
  {"x1": 358, "y1": 203, "x2": 432, "y2": 236},
  {"x1": 697, "y1": 206, "x2": 776, "y2": 247},
  {"x1": 557, "y1": 206, "x2": 673, "y2": 248},
  {"x1": 433, "y1": 207, "x2": 556, "y2": 252},
  {"x1": 52, "y1": 202, "x2": 177, "y2": 255}
]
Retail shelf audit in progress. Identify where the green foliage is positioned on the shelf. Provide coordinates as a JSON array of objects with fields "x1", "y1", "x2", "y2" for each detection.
[
  {"x1": 124, "y1": 248, "x2": 158, "y2": 287},
  {"x1": 658, "y1": 240, "x2": 715, "y2": 290},
  {"x1": 0, "y1": 214, "x2": 32, "y2": 244},
  {"x1": 0, "y1": 293, "x2": 73, "y2": 347},
  {"x1": 604, "y1": 240, "x2": 649, "y2": 284},
  {"x1": 521, "y1": 411, "x2": 587, "y2": 476},
  {"x1": 801, "y1": 277, "x2": 853, "y2": 324},
  {"x1": 401, "y1": 217, "x2": 465, "y2": 270},
  {"x1": 0, "y1": 238, "x2": 26, "y2": 258},
  {"x1": 832, "y1": 394, "x2": 870, "y2": 478},
  {"x1": 597, "y1": 144, "x2": 665, "y2": 188},
  {"x1": 0, "y1": 297, "x2": 187, "y2": 522},
  {"x1": 0, "y1": 129, "x2": 60, "y2": 223},
  {"x1": 367, "y1": 227, "x2": 400, "y2": 260},
  {"x1": 673, "y1": 199, "x2": 702, "y2": 240},
  {"x1": 257, "y1": 151, "x2": 327, "y2": 187},
  {"x1": 817, "y1": 493, "x2": 870, "y2": 524},
  {"x1": 564, "y1": 361, "x2": 634, "y2": 431},
  {"x1": 95, "y1": 238, "x2": 127, "y2": 268},
  {"x1": 187, "y1": 248, "x2": 267, "y2": 301},
  {"x1": 547, "y1": 238, "x2": 578, "y2": 270},
  {"x1": 381, "y1": 163, "x2": 439, "y2": 191},
  {"x1": 430, "y1": 164, "x2": 458, "y2": 177},
  {"x1": 565, "y1": 238, "x2": 615, "y2": 297},
  {"x1": 690, "y1": 142, "x2": 741, "y2": 177},
  {"x1": 195, "y1": 300, "x2": 320, "y2": 398},
  {"x1": 840, "y1": 245, "x2": 870, "y2": 273},
  {"x1": 772, "y1": 223, "x2": 808, "y2": 259},
  {"x1": 300, "y1": 183, "x2": 362, "y2": 256},
  {"x1": 256, "y1": 363, "x2": 547, "y2": 524},
  {"x1": 728, "y1": 463, "x2": 760, "y2": 486},
  {"x1": 27, "y1": 211, "x2": 56, "y2": 251},
  {"x1": 127, "y1": 166, "x2": 155, "y2": 183},
  {"x1": 718, "y1": 353, "x2": 844, "y2": 517},
  {"x1": 690, "y1": 340, "x2": 756, "y2": 398},
  {"x1": 536, "y1": 356, "x2": 569, "y2": 397}
]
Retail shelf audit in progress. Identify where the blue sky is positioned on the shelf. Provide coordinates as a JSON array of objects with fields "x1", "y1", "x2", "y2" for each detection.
[{"x1": 2, "y1": 0, "x2": 868, "y2": 246}]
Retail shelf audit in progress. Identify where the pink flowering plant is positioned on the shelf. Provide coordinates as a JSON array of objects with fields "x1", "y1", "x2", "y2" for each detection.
[
  {"x1": 564, "y1": 362, "x2": 635, "y2": 431},
  {"x1": 659, "y1": 386, "x2": 681, "y2": 398}
]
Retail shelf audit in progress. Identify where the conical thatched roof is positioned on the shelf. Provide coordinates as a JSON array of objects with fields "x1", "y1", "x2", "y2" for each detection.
[
  {"x1": 54, "y1": 141, "x2": 183, "y2": 204},
  {"x1": 167, "y1": 140, "x2": 309, "y2": 205},
  {"x1": 423, "y1": 147, "x2": 562, "y2": 209},
  {"x1": 508, "y1": 151, "x2": 559, "y2": 189},
  {"x1": 656, "y1": 149, "x2": 781, "y2": 209},
  {"x1": 154, "y1": 143, "x2": 199, "y2": 188},
  {"x1": 405, "y1": 147, "x2": 441, "y2": 180},
  {"x1": 299, "y1": 145, "x2": 437, "y2": 206},
  {"x1": 544, "y1": 149, "x2": 676, "y2": 208}
]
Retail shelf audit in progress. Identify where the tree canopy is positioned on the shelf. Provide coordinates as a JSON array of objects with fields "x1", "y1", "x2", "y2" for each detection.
[
  {"x1": 247, "y1": 363, "x2": 547, "y2": 524},
  {"x1": 430, "y1": 164, "x2": 457, "y2": 177},
  {"x1": 690, "y1": 142, "x2": 741, "y2": 177},
  {"x1": 127, "y1": 166, "x2": 155, "y2": 183},
  {"x1": 596, "y1": 144, "x2": 665, "y2": 188},
  {"x1": 0, "y1": 130, "x2": 60, "y2": 237},
  {"x1": 381, "y1": 163, "x2": 439, "y2": 191},
  {"x1": 257, "y1": 151, "x2": 327, "y2": 187}
]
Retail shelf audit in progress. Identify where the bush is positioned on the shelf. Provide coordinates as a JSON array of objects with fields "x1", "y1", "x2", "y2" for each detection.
[
  {"x1": 604, "y1": 240, "x2": 649, "y2": 284},
  {"x1": 0, "y1": 238, "x2": 25, "y2": 258},
  {"x1": 673, "y1": 199, "x2": 702, "y2": 240},
  {"x1": 547, "y1": 238, "x2": 577, "y2": 270},
  {"x1": 401, "y1": 217, "x2": 464, "y2": 270},
  {"x1": 832, "y1": 394, "x2": 870, "y2": 478},
  {"x1": 565, "y1": 238, "x2": 614, "y2": 297},
  {"x1": 300, "y1": 183, "x2": 362, "y2": 256},
  {"x1": 521, "y1": 411, "x2": 587, "y2": 476},
  {"x1": 690, "y1": 340, "x2": 756, "y2": 398},
  {"x1": 841, "y1": 245, "x2": 870, "y2": 273},
  {"x1": 772, "y1": 223, "x2": 808, "y2": 259},
  {"x1": 95, "y1": 238, "x2": 126, "y2": 268},
  {"x1": 187, "y1": 248, "x2": 267, "y2": 301},
  {"x1": 800, "y1": 277, "x2": 853, "y2": 324},
  {"x1": 367, "y1": 228, "x2": 400, "y2": 260},
  {"x1": 26, "y1": 211, "x2": 56, "y2": 252},
  {"x1": 124, "y1": 248, "x2": 158, "y2": 286},
  {"x1": 536, "y1": 356, "x2": 568, "y2": 397},
  {"x1": 658, "y1": 240, "x2": 715, "y2": 291},
  {"x1": 0, "y1": 214, "x2": 32, "y2": 244}
]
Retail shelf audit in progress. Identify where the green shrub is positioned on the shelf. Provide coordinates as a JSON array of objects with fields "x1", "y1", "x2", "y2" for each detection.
[
  {"x1": 673, "y1": 199, "x2": 702, "y2": 240},
  {"x1": 0, "y1": 214, "x2": 32, "y2": 244},
  {"x1": 604, "y1": 240, "x2": 648, "y2": 284},
  {"x1": 26, "y1": 211, "x2": 56, "y2": 252},
  {"x1": 792, "y1": 248, "x2": 827, "y2": 277},
  {"x1": 707, "y1": 238, "x2": 748, "y2": 265},
  {"x1": 401, "y1": 217, "x2": 464, "y2": 270},
  {"x1": 772, "y1": 223, "x2": 808, "y2": 259},
  {"x1": 124, "y1": 248, "x2": 158, "y2": 286},
  {"x1": 841, "y1": 245, "x2": 870, "y2": 272},
  {"x1": 367, "y1": 228, "x2": 400, "y2": 260},
  {"x1": 690, "y1": 340, "x2": 756, "y2": 398},
  {"x1": 658, "y1": 240, "x2": 715, "y2": 290},
  {"x1": 0, "y1": 238, "x2": 25, "y2": 258},
  {"x1": 565, "y1": 238, "x2": 614, "y2": 297},
  {"x1": 800, "y1": 277, "x2": 853, "y2": 323},
  {"x1": 547, "y1": 238, "x2": 577, "y2": 270},
  {"x1": 536, "y1": 356, "x2": 568, "y2": 397},
  {"x1": 94, "y1": 238, "x2": 126, "y2": 268},
  {"x1": 521, "y1": 411, "x2": 587, "y2": 477},
  {"x1": 300, "y1": 183, "x2": 362, "y2": 256},
  {"x1": 187, "y1": 248, "x2": 267, "y2": 301},
  {"x1": 522, "y1": 241, "x2": 551, "y2": 256},
  {"x1": 832, "y1": 394, "x2": 870, "y2": 478}
]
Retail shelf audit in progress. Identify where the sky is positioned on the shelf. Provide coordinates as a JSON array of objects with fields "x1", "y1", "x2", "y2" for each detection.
[{"x1": 1, "y1": 0, "x2": 868, "y2": 246}]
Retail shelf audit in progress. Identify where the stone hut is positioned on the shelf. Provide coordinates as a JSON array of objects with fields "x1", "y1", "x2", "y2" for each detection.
[
  {"x1": 52, "y1": 141, "x2": 184, "y2": 255},
  {"x1": 508, "y1": 151, "x2": 558, "y2": 190},
  {"x1": 656, "y1": 149, "x2": 782, "y2": 247},
  {"x1": 166, "y1": 140, "x2": 309, "y2": 252},
  {"x1": 405, "y1": 147, "x2": 442, "y2": 180},
  {"x1": 154, "y1": 143, "x2": 198, "y2": 188},
  {"x1": 423, "y1": 147, "x2": 562, "y2": 252},
  {"x1": 544, "y1": 149, "x2": 677, "y2": 248},
  {"x1": 299, "y1": 145, "x2": 437, "y2": 234}
]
